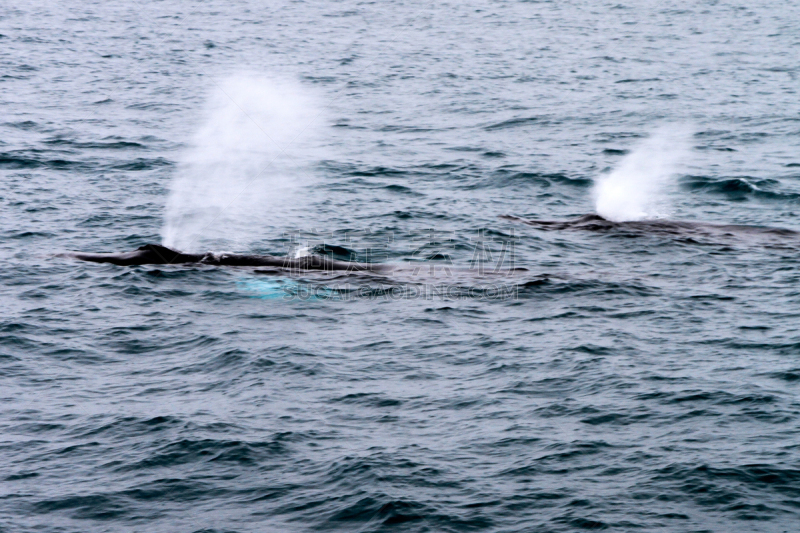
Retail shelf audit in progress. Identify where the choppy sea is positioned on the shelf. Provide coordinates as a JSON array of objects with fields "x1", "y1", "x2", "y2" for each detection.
[{"x1": 2, "y1": 1, "x2": 800, "y2": 531}]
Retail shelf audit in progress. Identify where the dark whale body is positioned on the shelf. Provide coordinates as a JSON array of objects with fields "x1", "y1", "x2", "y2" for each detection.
[
  {"x1": 60, "y1": 244, "x2": 531, "y2": 280},
  {"x1": 501, "y1": 214, "x2": 799, "y2": 242},
  {"x1": 61, "y1": 244, "x2": 388, "y2": 273}
]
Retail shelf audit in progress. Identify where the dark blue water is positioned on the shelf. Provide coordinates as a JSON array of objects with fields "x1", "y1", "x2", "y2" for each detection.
[{"x1": 2, "y1": 1, "x2": 800, "y2": 531}]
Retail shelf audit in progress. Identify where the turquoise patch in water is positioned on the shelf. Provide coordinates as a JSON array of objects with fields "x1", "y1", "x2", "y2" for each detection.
[
  {"x1": 237, "y1": 279, "x2": 294, "y2": 300},
  {"x1": 237, "y1": 278, "x2": 337, "y2": 301}
]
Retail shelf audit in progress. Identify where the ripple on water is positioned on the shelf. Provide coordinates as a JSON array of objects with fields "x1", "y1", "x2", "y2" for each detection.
[{"x1": 3, "y1": 0, "x2": 800, "y2": 531}]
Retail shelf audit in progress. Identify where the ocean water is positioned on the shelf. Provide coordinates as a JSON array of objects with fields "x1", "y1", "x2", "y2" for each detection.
[{"x1": 2, "y1": 1, "x2": 800, "y2": 532}]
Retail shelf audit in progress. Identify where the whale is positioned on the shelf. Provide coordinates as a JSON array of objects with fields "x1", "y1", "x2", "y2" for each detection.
[
  {"x1": 500, "y1": 214, "x2": 799, "y2": 243},
  {"x1": 59, "y1": 244, "x2": 390, "y2": 273},
  {"x1": 59, "y1": 243, "x2": 533, "y2": 282}
]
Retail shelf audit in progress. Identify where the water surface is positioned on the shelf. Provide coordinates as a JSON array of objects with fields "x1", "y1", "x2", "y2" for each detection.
[{"x1": 2, "y1": 1, "x2": 800, "y2": 532}]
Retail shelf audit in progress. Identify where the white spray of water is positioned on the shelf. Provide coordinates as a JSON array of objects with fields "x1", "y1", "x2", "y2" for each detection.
[
  {"x1": 161, "y1": 75, "x2": 325, "y2": 251},
  {"x1": 593, "y1": 126, "x2": 691, "y2": 222}
]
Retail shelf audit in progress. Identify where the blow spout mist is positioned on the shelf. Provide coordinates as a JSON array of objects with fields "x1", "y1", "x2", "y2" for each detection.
[
  {"x1": 593, "y1": 127, "x2": 691, "y2": 222},
  {"x1": 161, "y1": 75, "x2": 325, "y2": 251}
]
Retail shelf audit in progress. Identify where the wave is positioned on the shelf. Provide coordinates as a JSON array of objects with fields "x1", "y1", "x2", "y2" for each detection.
[
  {"x1": 462, "y1": 171, "x2": 591, "y2": 190},
  {"x1": 43, "y1": 139, "x2": 145, "y2": 150},
  {"x1": 0, "y1": 152, "x2": 171, "y2": 172},
  {"x1": 0, "y1": 154, "x2": 83, "y2": 170},
  {"x1": 483, "y1": 116, "x2": 550, "y2": 131},
  {"x1": 681, "y1": 175, "x2": 800, "y2": 202}
]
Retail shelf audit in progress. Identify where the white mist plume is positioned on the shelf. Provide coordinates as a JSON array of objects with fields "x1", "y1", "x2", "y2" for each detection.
[
  {"x1": 593, "y1": 126, "x2": 691, "y2": 222},
  {"x1": 161, "y1": 75, "x2": 325, "y2": 251}
]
